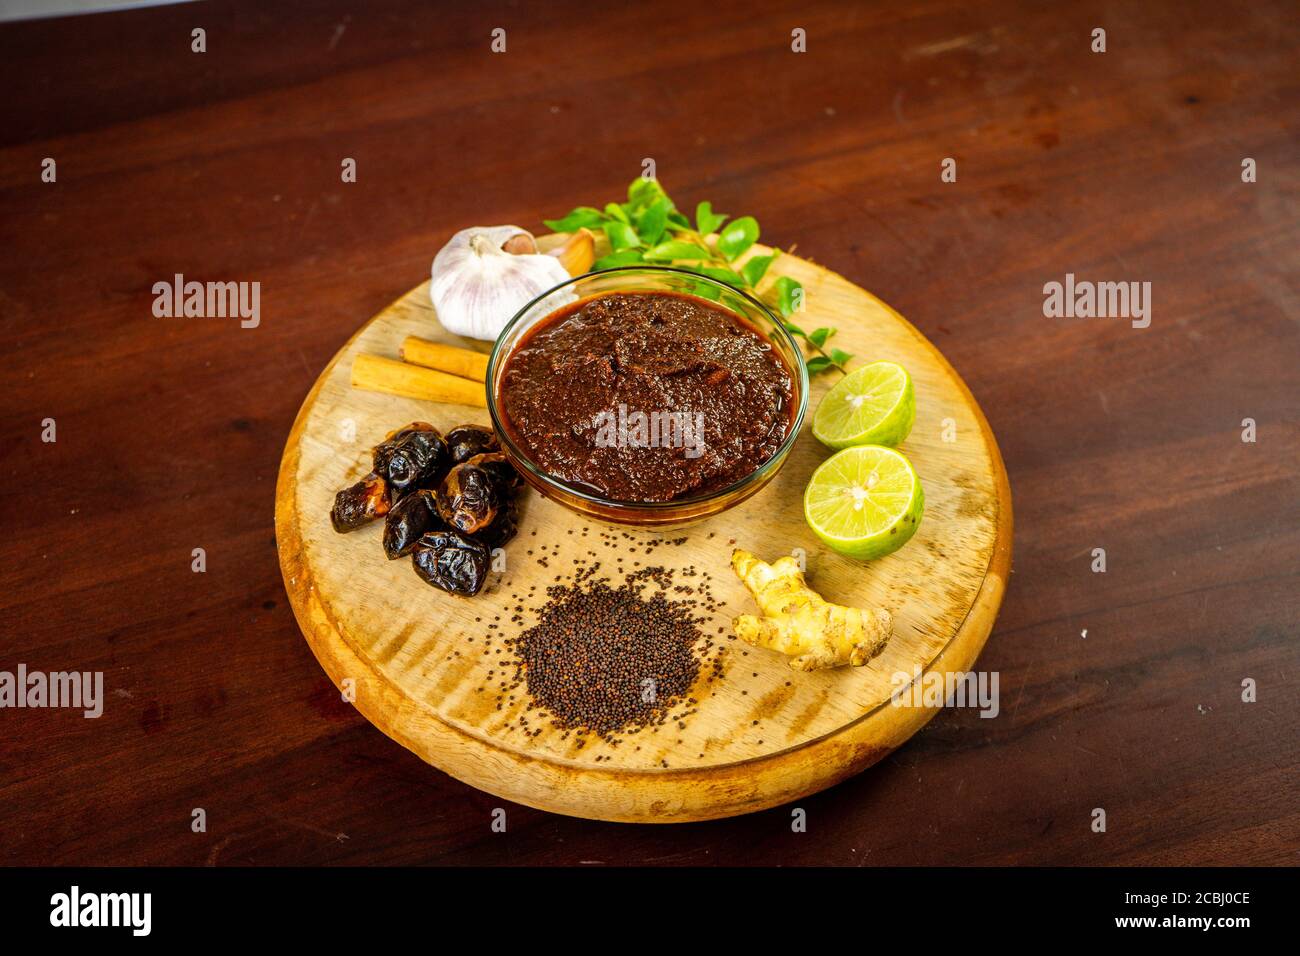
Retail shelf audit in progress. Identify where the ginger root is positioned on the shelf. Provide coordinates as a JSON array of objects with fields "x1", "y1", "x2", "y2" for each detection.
[{"x1": 731, "y1": 549, "x2": 892, "y2": 671}]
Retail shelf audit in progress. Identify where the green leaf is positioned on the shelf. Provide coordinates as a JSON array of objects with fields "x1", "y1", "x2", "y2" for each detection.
[
  {"x1": 592, "y1": 249, "x2": 646, "y2": 270},
  {"x1": 805, "y1": 356, "x2": 833, "y2": 374},
  {"x1": 689, "y1": 280, "x2": 722, "y2": 301},
  {"x1": 716, "y1": 216, "x2": 759, "y2": 260},
  {"x1": 808, "y1": 327, "x2": 833, "y2": 348},
  {"x1": 604, "y1": 202, "x2": 630, "y2": 224},
  {"x1": 773, "y1": 276, "x2": 803, "y2": 317},
  {"x1": 782, "y1": 319, "x2": 807, "y2": 337},
  {"x1": 636, "y1": 197, "x2": 671, "y2": 246},
  {"x1": 542, "y1": 207, "x2": 605, "y2": 233},
  {"x1": 740, "y1": 254, "x2": 775, "y2": 287},
  {"x1": 666, "y1": 210, "x2": 691, "y2": 229},
  {"x1": 829, "y1": 347, "x2": 853, "y2": 367},
  {"x1": 603, "y1": 220, "x2": 641, "y2": 252},
  {"x1": 643, "y1": 239, "x2": 711, "y2": 261},
  {"x1": 678, "y1": 263, "x2": 748, "y2": 287},
  {"x1": 695, "y1": 201, "x2": 729, "y2": 236},
  {"x1": 627, "y1": 177, "x2": 668, "y2": 210}
]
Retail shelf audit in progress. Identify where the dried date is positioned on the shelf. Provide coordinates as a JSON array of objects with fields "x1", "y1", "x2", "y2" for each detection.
[
  {"x1": 381, "y1": 425, "x2": 450, "y2": 493},
  {"x1": 330, "y1": 474, "x2": 391, "y2": 533},
  {"x1": 473, "y1": 497, "x2": 518, "y2": 549},
  {"x1": 465, "y1": 451, "x2": 524, "y2": 494},
  {"x1": 372, "y1": 422, "x2": 435, "y2": 475},
  {"x1": 436, "y1": 462, "x2": 500, "y2": 535},
  {"x1": 411, "y1": 530, "x2": 491, "y2": 596},
  {"x1": 382, "y1": 489, "x2": 442, "y2": 559},
  {"x1": 446, "y1": 424, "x2": 499, "y2": 464}
]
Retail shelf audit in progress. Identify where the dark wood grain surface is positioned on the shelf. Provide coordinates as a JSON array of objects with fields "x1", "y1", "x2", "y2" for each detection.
[{"x1": 1, "y1": 0, "x2": 1296, "y2": 866}]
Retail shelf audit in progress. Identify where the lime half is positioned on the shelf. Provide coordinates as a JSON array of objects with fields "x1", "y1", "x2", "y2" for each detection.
[
  {"x1": 804, "y1": 445, "x2": 924, "y2": 560},
  {"x1": 812, "y1": 361, "x2": 915, "y2": 450}
]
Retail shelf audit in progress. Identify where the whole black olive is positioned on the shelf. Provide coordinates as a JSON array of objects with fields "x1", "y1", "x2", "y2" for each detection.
[
  {"x1": 446, "y1": 424, "x2": 499, "y2": 464},
  {"x1": 382, "y1": 489, "x2": 442, "y2": 559},
  {"x1": 385, "y1": 428, "x2": 449, "y2": 493},
  {"x1": 412, "y1": 530, "x2": 491, "y2": 596},
  {"x1": 464, "y1": 451, "x2": 524, "y2": 494},
  {"x1": 436, "y1": 462, "x2": 499, "y2": 535},
  {"x1": 330, "y1": 473, "x2": 391, "y2": 533}
]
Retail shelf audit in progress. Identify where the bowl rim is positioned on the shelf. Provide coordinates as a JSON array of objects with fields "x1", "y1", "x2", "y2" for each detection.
[{"x1": 485, "y1": 265, "x2": 811, "y2": 513}]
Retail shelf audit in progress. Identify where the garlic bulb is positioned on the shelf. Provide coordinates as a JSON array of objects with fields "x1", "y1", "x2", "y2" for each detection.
[{"x1": 430, "y1": 226, "x2": 572, "y2": 341}]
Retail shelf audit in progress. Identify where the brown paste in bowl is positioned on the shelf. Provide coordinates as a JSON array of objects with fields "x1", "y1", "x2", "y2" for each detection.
[{"x1": 498, "y1": 291, "x2": 795, "y2": 502}]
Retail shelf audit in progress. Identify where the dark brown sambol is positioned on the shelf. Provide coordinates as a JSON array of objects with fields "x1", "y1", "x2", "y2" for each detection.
[{"x1": 498, "y1": 291, "x2": 795, "y2": 503}]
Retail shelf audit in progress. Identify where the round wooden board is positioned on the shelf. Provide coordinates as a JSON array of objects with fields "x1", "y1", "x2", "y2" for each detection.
[{"x1": 275, "y1": 248, "x2": 1012, "y2": 823}]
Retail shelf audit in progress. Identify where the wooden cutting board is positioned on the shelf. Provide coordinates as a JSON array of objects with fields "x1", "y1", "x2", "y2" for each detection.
[{"x1": 274, "y1": 245, "x2": 1012, "y2": 822}]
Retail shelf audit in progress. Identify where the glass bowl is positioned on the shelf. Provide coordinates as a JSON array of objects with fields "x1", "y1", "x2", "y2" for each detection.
[{"x1": 485, "y1": 266, "x2": 809, "y2": 527}]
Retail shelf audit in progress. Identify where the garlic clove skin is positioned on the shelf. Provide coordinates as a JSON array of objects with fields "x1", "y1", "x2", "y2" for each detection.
[
  {"x1": 430, "y1": 226, "x2": 573, "y2": 342},
  {"x1": 545, "y1": 227, "x2": 596, "y2": 277},
  {"x1": 501, "y1": 232, "x2": 538, "y2": 255}
]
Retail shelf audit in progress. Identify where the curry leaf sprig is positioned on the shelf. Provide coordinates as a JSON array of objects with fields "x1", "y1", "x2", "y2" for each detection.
[
  {"x1": 768, "y1": 276, "x2": 853, "y2": 376},
  {"x1": 544, "y1": 177, "x2": 852, "y2": 375}
]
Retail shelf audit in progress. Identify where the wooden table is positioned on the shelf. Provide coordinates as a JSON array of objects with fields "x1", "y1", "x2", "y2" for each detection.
[{"x1": 1, "y1": 0, "x2": 1295, "y2": 865}]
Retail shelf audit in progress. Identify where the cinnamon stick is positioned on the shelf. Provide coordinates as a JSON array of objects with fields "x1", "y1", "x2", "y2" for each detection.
[
  {"x1": 399, "y1": 336, "x2": 489, "y2": 382},
  {"x1": 351, "y1": 354, "x2": 486, "y2": 407}
]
